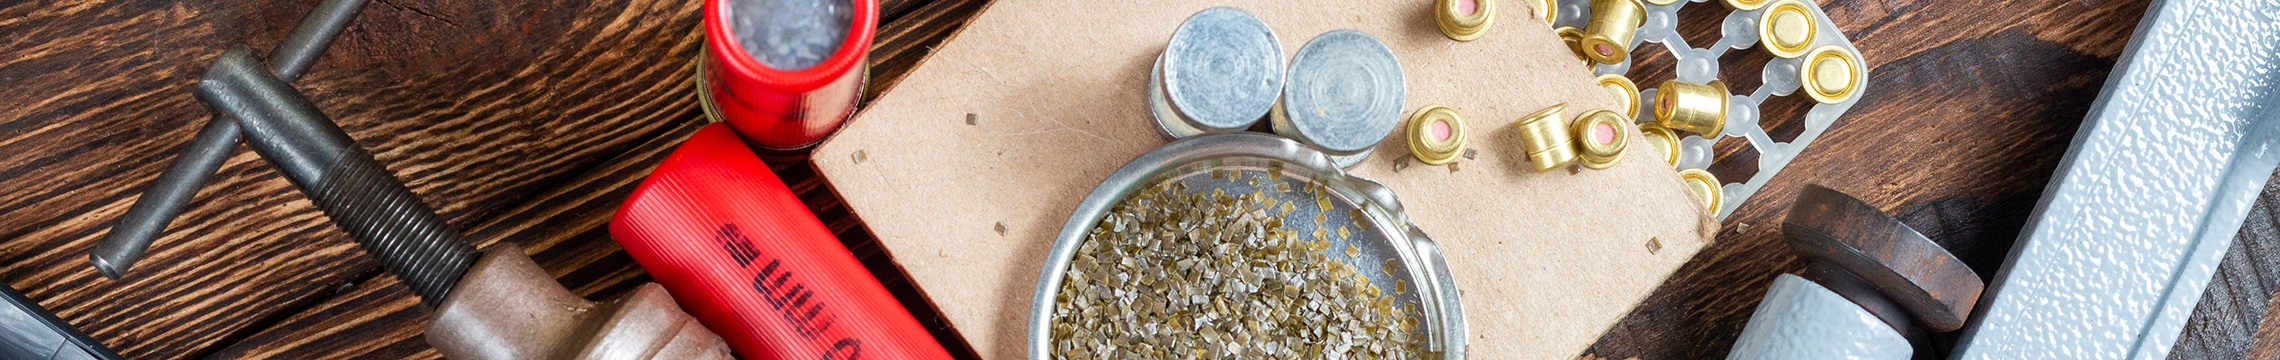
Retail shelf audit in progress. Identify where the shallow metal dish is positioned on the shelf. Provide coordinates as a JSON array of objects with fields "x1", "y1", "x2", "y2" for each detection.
[{"x1": 1027, "y1": 133, "x2": 1467, "y2": 359}]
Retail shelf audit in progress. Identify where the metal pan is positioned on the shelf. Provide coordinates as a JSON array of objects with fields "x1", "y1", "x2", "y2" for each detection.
[{"x1": 1027, "y1": 133, "x2": 1467, "y2": 359}]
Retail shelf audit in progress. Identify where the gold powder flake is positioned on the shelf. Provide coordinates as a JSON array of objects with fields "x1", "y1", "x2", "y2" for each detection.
[{"x1": 1051, "y1": 181, "x2": 1421, "y2": 359}]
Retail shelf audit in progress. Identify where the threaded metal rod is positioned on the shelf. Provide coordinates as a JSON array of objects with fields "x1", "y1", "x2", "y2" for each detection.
[{"x1": 193, "y1": 46, "x2": 475, "y2": 306}]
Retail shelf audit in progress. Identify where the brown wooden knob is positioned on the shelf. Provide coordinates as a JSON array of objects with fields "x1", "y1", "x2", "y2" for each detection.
[{"x1": 1782, "y1": 184, "x2": 1985, "y2": 332}]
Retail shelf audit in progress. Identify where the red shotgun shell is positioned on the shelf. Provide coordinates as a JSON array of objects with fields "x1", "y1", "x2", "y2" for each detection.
[
  {"x1": 703, "y1": 0, "x2": 878, "y2": 150},
  {"x1": 611, "y1": 124, "x2": 952, "y2": 359}
]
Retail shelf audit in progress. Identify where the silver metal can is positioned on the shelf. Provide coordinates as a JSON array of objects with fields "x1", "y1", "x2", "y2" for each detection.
[
  {"x1": 1272, "y1": 30, "x2": 1406, "y2": 169},
  {"x1": 1149, "y1": 7, "x2": 1285, "y2": 140}
]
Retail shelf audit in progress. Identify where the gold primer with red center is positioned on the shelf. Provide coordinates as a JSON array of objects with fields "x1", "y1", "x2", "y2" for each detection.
[{"x1": 1572, "y1": 109, "x2": 1631, "y2": 169}]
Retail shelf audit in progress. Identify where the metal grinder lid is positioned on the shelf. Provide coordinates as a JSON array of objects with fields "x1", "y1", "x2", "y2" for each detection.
[
  {"x1": 1281, "y1": 30, "x2": 1406, "y2": 154},
  {"x1": 1161, "y1": 7, "x2": 1285, "y2": 131}
]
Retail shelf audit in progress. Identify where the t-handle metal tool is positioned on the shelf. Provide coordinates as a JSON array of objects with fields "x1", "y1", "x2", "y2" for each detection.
[
  {"x1": 86, "y1": 2, "x2": 734, "y2": 358},
  {"x1": 88, "y1": 0, "x2": 368, "y2": 280}
]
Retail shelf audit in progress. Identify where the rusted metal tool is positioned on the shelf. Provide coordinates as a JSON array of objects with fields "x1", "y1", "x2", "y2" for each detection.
[
  {"x1": 1725, "y1": 184, "x2": 1984, "y2": 359},
  {"x1": 86, "y1": 1, "x2": 732, "y2": 358}
]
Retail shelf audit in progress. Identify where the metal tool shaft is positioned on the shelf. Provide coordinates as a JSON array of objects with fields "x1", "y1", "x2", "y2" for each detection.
[
  {"x1": 192, "y1": 46, "x2": 476, "y2": 306},
  {"x1": 90, "y1": 0, "x2": 368, "y2": 279}
]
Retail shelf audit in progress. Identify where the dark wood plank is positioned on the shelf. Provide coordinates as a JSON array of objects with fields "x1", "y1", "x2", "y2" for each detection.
[
  {"x1": 1583, "y1": 0, "x2": 2151, "y2": 358},
  {"x1": 206, "y1": 0, "x2": 995, "y2": 357},
  {"x1": 2172, "y1": 172, "x2": 2280, "y2": 360},
  {"x1": 0, "y1": 0, "x2": 705, "y2": 358}
]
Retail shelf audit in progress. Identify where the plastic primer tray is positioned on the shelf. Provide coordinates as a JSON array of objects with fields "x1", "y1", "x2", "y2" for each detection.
[{"x1": 1554, "y1": 0, "x2": 1867, "y2": 219}]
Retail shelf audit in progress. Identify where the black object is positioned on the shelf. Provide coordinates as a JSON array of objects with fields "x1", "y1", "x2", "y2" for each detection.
[
  {"x1": 86, "y1": 0, "x2": 478, "y2": 307},
  {"x1": 89, "y1": 0, "x2": 367, "y2": 279},
  {"x1": 0, "y1": 284, "x2": 125, "y2": 360}
]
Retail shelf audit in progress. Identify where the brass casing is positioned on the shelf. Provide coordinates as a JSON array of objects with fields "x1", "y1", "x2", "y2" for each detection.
[
  {"x1": 1582, "y1": 0, "x2": 1646, "y2": 64},
  {"x1": 1644, "y1": 0, "x2": 1682, "y2": 5},
  {"x1": 1802, "y1": 45, "x2": 1863, "y2": 104},
  {"x1": 1407, "y1": 105, "x2": 1468, "y2": 165},
  {"x1": 1438, "y1": 0, "x2": 1497, "y2": 41},
  {"x1": 1557, "y1": 27, "x2": 1593, "y2": 67},
  {"x1": 1758, "y1": 0, "x2": 1817, "y2": 58},
  {"x1": 1639, "y1": 122, "x2": 1681, "y2": 167},
  {"x1": 1513, "y1": 103, "x2": 1578, "y2": 172},
  {"x1": 1655, "y1": 79, "x2": 1729, "y2": 136},
  {"x1": 1572, "y1": 110, "x2": 1631, "y2": 169},
  {"x1": 1596, "y1": 73, "x2": 1642, "y2": 119},
  {"x1": 1723, "y1": 0, "x2": 1773, "y2": 10},
  {"x1": 1534, "y1": 0, "x2": 1558, "y2": 23},
  {"x1": 1678, "y1": 168, "x2": 1722, "y2": 215}
]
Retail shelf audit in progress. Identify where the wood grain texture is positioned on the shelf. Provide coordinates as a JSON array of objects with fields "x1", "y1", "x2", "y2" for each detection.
[
  {"x1": 200, "y1": 0, "x2": 995, "y2": 358},
  {"x1": 1584, "y1": 0, "x2": 2151, "y2": 358},
  {"x1": 0, "y1": 0, "x2": 704, "y2": 358},
  {"x1": 14, "y1": 0, "x2": 2280, "y2": 359}
]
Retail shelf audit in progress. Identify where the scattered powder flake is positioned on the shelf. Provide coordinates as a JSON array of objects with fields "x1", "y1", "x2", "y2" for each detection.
[
  {"x1": 1394, "y1": 156, "x2": 1411, "y2": 172},
  {"x1": 1646, "y1": 237, "x2": 1663, "y2": 254},
  {"x1": 1051, "y1": 180, "x2": 1421, "y2": 359},
  {"x1": 1448, "y1": 161, "x2": 1463, "y2": 172},
  {"x1": 1736, "y1": 222, "x2": 1752, "y2": 234},
  {"x1": 851, "y1": 149, "x2": 866, "y2": 164},
  {"x1": 995, "y1": 222, "x2": 1007, "y2": 236},
  {"x1": 966, "y1": 113, "x2": 978, "y2": 125},
  {"x1": 1464, "y1": 148, "x2": 1478, "y2": 160}
]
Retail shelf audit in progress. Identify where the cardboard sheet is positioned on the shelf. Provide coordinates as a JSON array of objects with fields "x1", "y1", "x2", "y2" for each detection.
[{"x1": 813, "y1": 0, "x2": 1719, "y2": 358}]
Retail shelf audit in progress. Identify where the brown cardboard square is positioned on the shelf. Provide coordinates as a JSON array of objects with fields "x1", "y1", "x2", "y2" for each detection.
[{"x1": 813, "y1": 0, "x2": 1719, "y2": 358}]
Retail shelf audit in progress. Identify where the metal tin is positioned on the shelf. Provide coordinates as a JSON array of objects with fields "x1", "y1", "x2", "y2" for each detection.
[
  {"x1": 702, "y1": 0, "x2": 877, "y2": 150},
  {"x1": 1029, "y1": 133, "x2": 1468, "y2": 359},
  {"x1": 1677, "y1": 168, "x2": 1721, "y2": 215},
  {"x1": 1654, "y1": 79, "x2": 1728, "y2": 136},
  {"x1": 1596, "y1": 73, "x2": 1641, "y2": 119},
  {"x1": 1150, "y1": 7, "x2": 1285, "y2": 139},
  {"x1": 1437, "y1": 0, "x2": 1496, "y2": 41},
  {"x1": 1272, "y1": 30, "x2": 1406, "y2": 169},
  {"x1": 1408, "y1": 105, "x2": 1467, "y2": 165},
  {"x1": 1639, "y1": 122, "x2": 1681, "y2": 167},
  {"x1": 1557, "y1": 27, "x2": 1593, "y2": 67},
  {"x1": 1581, "y1": 0, "x2": 1646, "y2": 64},
  {"x1": 1801, "y1": 45, "x2": 1862, "y2": 104},
  {"x1": 1572, "y1": 109, "x2": 1630, "y2": 169},
  {"x1": 1723, "y1": 0, "x2": 1773, "y2": 11},
  {"x1": 1513, "y1": 103, "x2": 1578, "y2": 172},
  {"x1": 1758, "y1": 0, "x2": 1817, "y2": 58}
]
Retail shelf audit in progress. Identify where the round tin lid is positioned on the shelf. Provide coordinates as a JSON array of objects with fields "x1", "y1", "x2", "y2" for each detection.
[
  {"x1": 1161, "y1": 7, "x2": 1285, "y2": 131},
  {"x1": 1281, "y1": 30, "x2": 1406, "y2": 154}
]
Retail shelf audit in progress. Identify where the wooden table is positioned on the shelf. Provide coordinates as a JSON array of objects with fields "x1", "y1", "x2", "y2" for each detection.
[{"x1": 0, "y1": 0, "x2": 2271, "y2": 359}]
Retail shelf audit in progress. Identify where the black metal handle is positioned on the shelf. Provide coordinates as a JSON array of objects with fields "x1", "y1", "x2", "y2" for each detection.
[{"x1": 90, "y1": 0, "x2": 372, "y2": 279}]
